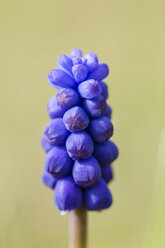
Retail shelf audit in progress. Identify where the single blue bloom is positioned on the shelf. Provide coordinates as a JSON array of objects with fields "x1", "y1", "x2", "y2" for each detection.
[
  {"x1": 42, "y1": 169, "x2": 57, "y2": 189},
  {"x1": 103, "y1": 105, "x2": 112, "y2": 119},
  {"x1": 47, "y1": 96, "x2": 66, "y2": 119},
  {"x1": 84, "y1": 179, "x2": 113, "y2": 210},
  {"x1": 100, "y1": 81, "x2": 108, "y2": 99},
  {"x1": 47, "y1": 69, "x2": 76, "y2": 89},
  {"x1": 44, "y1": 146, "x2": 73, "y2": 178},
  {"x1": 84, "y1": 52, "x2": 98, "y2": 71},
  {"x1": 88, "y1": 63, "x2": 109, "y2": 81},
  {"x1": 56, "y1": 88, "x2": 80, "y2": 109},
  {"x1": 66, "y1": 131, "x2": 94, "y2": 160},
  {"x1": 78, "y1": 79, "x2": 102, "y2": 99},
  {"x1": 70, "y1": 49, "x2": 83, "y2": 58},
  {"x1": 57, "y1": 54, "x2": 73, "y2": 76},
  {"x1": 54, "y1": 176, "x2": 82, "y2": 211},
  {"x1": 72, "y1": 156, "x2": 101, "y2": 187},
  {"x1": 102, "y1": 166, "x2": 113, "y2": 184},
  {"x1": 72, "y1": 64, "x2": 88, "y2": 83},
  {"x1": 63, "y1": 106, "x2": 89, "y2": 132},
  {"x1": 94, "y1": 140, "x2": 119, "y2": 168},
  {"x1": 41, "y1": 135, "x2": 53, "y2": 153},
  {"x1": 83, "y1": 95, "x2": 106, "y2": 118},
  {"x1": 88, "y1": 116, "x2": 113, "y2": 143},
  {"x1": 44, "y1": 118, "x2": 70, "y2": 145}
]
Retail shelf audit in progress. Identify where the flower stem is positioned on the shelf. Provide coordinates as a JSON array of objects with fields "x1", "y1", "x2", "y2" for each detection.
[{"x1": 69, "y1": 205, "x2": 87, "y2": 248}]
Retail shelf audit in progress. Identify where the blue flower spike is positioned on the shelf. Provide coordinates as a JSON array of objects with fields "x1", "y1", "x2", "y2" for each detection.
[{"x1": 41, "y1": 49, "x2": 118, "y2": 212}]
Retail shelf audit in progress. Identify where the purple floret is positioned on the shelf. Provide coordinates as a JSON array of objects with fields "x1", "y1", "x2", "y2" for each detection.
[
  {"x1": 73, "y1": 156, "x2": 101, "y2": 187},
  {"x1": 100, "y1": 81, "x2": 108, "y2": 99},
  {"x1": 83, "y1": 95, "x2": 106, "y2": 118},
  {"x1": 88, "y1": 63, "x2": 109, "y2": 81},
  {"x1": 54, "y1": 176, "x2": 82, "y2": 211},
  {"x1": 44, "y1": 118, "x2": 69, "y2": 145},
  {"x1": 41, "y1": 135, "x2": 53, "y2": 153},
  {"x1": 84, "y1": 179, "x2": 113, "y2": 211},
  {"x1": 47, "y1": 69, "x2": 76, "y2": 89},
  {"x1": 78, "y1": 79, "x2": 102, "y2": 99},
  {"x1": 88, "y1": 116, "x2": 113, "y2": 143},
  {"x1": 94, "y1": 140, "x2": 119, "y2": 168},
  {"x1": 42, "y1": 169, "x2": 57, "y2": 189},
  {"x1": 72, "y1": 64, "x2": 88, "y2": 83},
  {"x1": 66, "y1": 131, "x2": 94, "y2": 160},
  {"x1": 56, "y1": 88, "x2": 80, "y2": 109},
  {"x1": 47, "y1": 96, "x2": 66, "y2": 119},
  {"x1": 102, "y1": 166, "x2": 113, "y2": 184},
  {"x1": 103, "y1": 105, "x2": 112, "y2": 119},
  {"x1": 70, "y1": 49, "x2": 83, "y2": 58},
  {"x1": 84, "y1": 52, "x2": 98, "y2": 71},
  {"x1": 57, "y1": 54, "x2": 73, "y2": 76},
  {"x1": 63, "y1": 106, "x2": 89, "y2": 132},
  {"x1": 44, "y1": 146, "x2": 73, "y2": 178}
]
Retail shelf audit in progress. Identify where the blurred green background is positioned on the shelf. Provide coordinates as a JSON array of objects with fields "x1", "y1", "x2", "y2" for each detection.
[{"x1": 0, "y1": 0, "x2": 165, "y2": 247}]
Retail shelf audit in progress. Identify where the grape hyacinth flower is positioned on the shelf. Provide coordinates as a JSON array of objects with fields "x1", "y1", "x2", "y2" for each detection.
[
  {"x1": 41, "y1": 49, "x2": 119, "y2": 247},
  {"x1": 41, "y1": 49, "x2": 119, "y2": 211},
  {"x1": 41, "y1": 48, "x2": 118, "y2": 210}
]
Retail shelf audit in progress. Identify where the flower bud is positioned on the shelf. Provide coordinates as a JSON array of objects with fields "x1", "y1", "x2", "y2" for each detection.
[
  {"x1": 56, "y1": 88, "x2": 80, "y2": 109},
  {"x1": 100, "y1": 81, "x2": 108, "y2": 99},
  {"x1": 71, "y1": 56, "x2": 83, "y2": 65},
  {"x1": 84, "y1": 52, "x2": 98, "y2": 71},
  {"x1": 41, "y1": 135, "x2": 53, "y2": 153},
  {"x1": 88, "y1": 116, "x2": 113, "y2": 143},
  {"x1": 42, "y1": 169, "x2": 57, "y2": 189},
  {"x1": 54, "y1": 176, "x2": 82, "y2": 211},
  {"x1": 94, "y1": 140, "x2": 119, "y2": 167},
  {"x1": 47, "y1": 96, "x2": 66, "y2": 119},
  {"x1": 88, "y1": 63, "x2": 109, "y2": 81},
  {"x1": 73, "y1": 156, "x2": 101, "y2": 187},
  {"x1": 84, "y1": 179, "x2": 113, "y2": 210},
  {"x1": 102, "y1": 166, "x2": 113, "y2": 184},
  {"x1": 83, "y1": 95, "x2": 106, "y2": 117},
  {"x1": 78, "y1": 79, "x2": 102, "y2": 99},
  {"x1": 44, "y1": 118, "x2": 69, "y2": 145},
  {"x1": 66, "y1": 131, "x2": 93, "y2": 160},
  {"x1": 47, "y1": 69, "x2": 76, "y2": 89},
  {"x1": 63, "y1": 106, "x2": 89, "y2": 132},
  {"x1": 70, "y1": 49, "x2": 83, "y2": 58},
  {"x1": 103, "y1": 105, "x2": 112, "y2": 119},
  {"x1": 72, "y1": 64, "x2": 88, "y2": 83},
  {"x1": 44, "y1": 146, "x2": 73, "y2": 178},
  {"x1": 57, "y1": 54, "x2": 73, "y2": 76}
]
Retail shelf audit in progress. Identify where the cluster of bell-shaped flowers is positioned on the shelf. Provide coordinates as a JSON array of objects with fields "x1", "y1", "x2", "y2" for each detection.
[{"x1": 41, "y1": 49, "x2": 118, "y2": 212}]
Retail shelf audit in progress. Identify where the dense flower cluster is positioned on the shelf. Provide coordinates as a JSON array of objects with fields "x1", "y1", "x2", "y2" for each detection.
[{"x1": 41, "y1": 49, "x2": 118, "y2": 212}]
